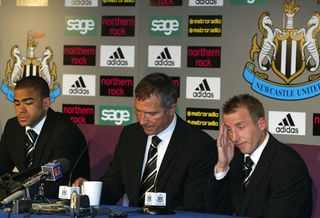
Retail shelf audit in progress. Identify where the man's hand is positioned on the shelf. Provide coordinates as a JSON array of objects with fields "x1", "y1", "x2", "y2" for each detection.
[
  {"x1": 215, "y1": 123, "x2": 234, "y2": 172},
  {"x1": 72, "y1": 177, "x2": 87, "y2": 187}
]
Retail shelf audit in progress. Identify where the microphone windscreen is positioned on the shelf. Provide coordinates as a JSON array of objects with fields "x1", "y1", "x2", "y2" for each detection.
[{"x1": 54, "y1": 158, "x2": 71, "y2": 174}]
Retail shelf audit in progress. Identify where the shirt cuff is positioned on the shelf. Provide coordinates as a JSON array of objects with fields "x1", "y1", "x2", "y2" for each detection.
[{"x1": 214, "y1": 165, "x2": 230, "y2": 180}]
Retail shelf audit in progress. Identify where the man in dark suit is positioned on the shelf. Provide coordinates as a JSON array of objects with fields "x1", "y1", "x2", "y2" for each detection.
[
  {"x1": 74, "y1": 72, "x2": 216, "y2": 212},
  {"x1": 0, "y1": 76, "x2": 90, "y2": 199},
  {"x1": 205, "y1": 94, "x2": 312, "y2": 218}
]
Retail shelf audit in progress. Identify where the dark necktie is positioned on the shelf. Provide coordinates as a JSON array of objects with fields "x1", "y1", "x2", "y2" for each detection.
[
  {"x1": 25, "y1": 129, "x2": 38, "y2": 168},
  {"x1": 139, "y1": 135, "x2": 162, "y2": 206},
  {"x1": 242, "y1": 155, "x2": 254, "y2": 189}
]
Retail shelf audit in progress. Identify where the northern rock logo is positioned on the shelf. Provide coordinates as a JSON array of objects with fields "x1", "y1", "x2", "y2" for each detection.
[{"x1": 243, "y1": 0, "x2": 320, "y2": 100}]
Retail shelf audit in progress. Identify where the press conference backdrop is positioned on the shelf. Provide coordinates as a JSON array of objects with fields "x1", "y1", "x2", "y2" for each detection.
[{"x1": 0, "y1": 0, "x2": 319, "y2": 146}]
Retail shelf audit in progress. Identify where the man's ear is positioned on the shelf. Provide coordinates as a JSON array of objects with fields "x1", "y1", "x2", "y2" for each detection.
[
  {"x1": 257, "y1": 117, "x2": 267, "y2": 130},
  {"x1": 169, "y1": 103, "x2": 177, "y2": 115},
  {"x1": 43, "y1": 97, "x2": 51, "y2": 111}
]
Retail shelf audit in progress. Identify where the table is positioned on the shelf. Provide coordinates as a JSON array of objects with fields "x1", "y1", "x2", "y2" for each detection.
[{"x1": 0, "y1": 205, "x2": 246, "y2": 217}]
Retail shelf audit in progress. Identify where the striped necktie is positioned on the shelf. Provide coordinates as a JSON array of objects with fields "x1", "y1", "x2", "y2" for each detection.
[
  {"x1": 25, "y1": 129, "x2": 38, "y2": 168},
  {"x1": 242, "y1": 155, "x2": 254, "y2": 189},
  {"x1": 139, "y1": 135, "x2": 162, "y2": 206}
]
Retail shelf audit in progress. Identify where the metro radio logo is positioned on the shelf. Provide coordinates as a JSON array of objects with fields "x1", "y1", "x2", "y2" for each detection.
[
  {"x1": 186, "y1": 107, "x2": 219, "y2": 130},
  {"x1": 188, "y1": 15, "x2": 222, "y2": 37},
  {"x1": 187, "y1": 46, "x2": 221, "y2": 68}
]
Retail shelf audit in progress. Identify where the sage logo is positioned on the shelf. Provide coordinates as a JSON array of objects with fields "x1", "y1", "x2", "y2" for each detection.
[
  {"x1": 149, "y1": 16, "x2": 182, "y2": 36},
  {"x1": 65, "y1": 16, "x2": 97, "y2": 36},
  {"x1": 99, "y1": 105, "x2": 133, "y2": 126},
  {"x1": 148, "y1": 46, "x2": 181, "y2": 68},
  {"x1": 62, "y1": 74, "x2": 96, "y2": 96},
  {"x1": 186, "y1": 77, "x2": 220, "y2": 100},
  {"x1": 65, "y1": 0, "x2": 98, "y2": 7},
  {"x1": 189, "y1": 0, "x2": 223, "y2": 6},
  {"x1": 100, "y1": 46, "x2": 135, "y2": 67},
  {"x1": 269, "y1": 111, "x2": 305, "y2": 136},
  {"x1": 230, "y1": 0, "x2": 266, "y2": 5}
]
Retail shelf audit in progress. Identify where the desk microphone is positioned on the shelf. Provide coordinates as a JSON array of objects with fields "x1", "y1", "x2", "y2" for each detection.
[
  {"x1": 68, "y1": 144, "x2": 89, "y2": 186},
  {"x1": 2, "y1": 158, "x2": 70, "y2": 205}
]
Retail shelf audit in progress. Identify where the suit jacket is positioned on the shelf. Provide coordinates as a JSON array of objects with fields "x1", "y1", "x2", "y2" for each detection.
[
  {"x1": 205, "y1": 133, "x2": 312, "y2": 218},
  {"x1": 0, "y1": 108, "x2": 90, "y2": 198},
  {"x1": 100, "y1": 115, "x2": 217, "y2": 212}
]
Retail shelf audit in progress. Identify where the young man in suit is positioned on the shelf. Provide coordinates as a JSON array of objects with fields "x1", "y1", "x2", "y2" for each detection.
[
  {"x1": 0, "y1": 76, "x2": 90, "y2": 199},
  {"x1": 205, "y1": 94, "x2": 312, "y2": 218},
  {"x1": 74, "y1": 72, "x2": 217, "y2": 212}
]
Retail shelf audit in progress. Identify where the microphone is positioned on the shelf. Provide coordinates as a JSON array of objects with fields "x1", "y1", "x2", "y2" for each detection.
[
  {"x1": 58, "y1": 145, "x2": 88, "y2": 200},
  {"x1": 68, "y1": 144, "x2": 88, "y2": 186},
  {"x1": 7, "y1": 158, "x2": 70, "y2": 202}
]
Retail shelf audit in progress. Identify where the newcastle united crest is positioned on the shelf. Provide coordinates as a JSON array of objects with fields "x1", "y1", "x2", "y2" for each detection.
[
  {"x1": 243, "y1": 0, "x2": 320, "y2": 100},
  {"x1": 1, "y1": 31, "x2": 61, "y2": 102}
]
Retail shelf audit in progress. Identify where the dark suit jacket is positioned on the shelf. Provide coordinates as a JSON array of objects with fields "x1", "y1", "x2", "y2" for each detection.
[
  {"x1": 205, "y1": 134, "x2": 312, "y2": 218},
  {"x1": 0, "y1": 108, "x2": 90, "y2": 198},
  {"x1": 100, "y1": 115, "x2": 217, "y2": 212}
]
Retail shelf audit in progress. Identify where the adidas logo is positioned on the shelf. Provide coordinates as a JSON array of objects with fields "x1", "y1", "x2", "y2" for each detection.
[
  {"x1": 69, "y1": 76, "x2": 89, "y2": 95},
  {"x1": 193, "y1": 79, "x2": 214, "y2": 98},
  {"x1": 154, "y1": 47, "x2": 175, "y2": 66},
  {"x1": 276, "y1": 113, "x2": 299, "y2": 134},
  {"x1": 107, "y1": 47, "x2": 128, "y2": 66}
]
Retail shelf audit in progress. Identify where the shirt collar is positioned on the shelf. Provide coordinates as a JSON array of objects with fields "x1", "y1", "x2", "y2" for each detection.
[
  {"x1": 26, "y1": 115, "x2": 47, "y2": 135},
  {"x1": 150, "y1": 113, "x2": 177, "y2": 143},
  {"x1": 246, "y1": 132, "x2": 269, "y2": 165}
]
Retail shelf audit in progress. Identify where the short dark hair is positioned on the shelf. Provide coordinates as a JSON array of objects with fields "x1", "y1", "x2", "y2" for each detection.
[
  {"x1": 15, "y1": 76, "x2": 50, "y2": 99},
  {"x1": 135, "y1": 73, "x2": 178, "y2": 112},
  {"x1": 223, "y1": 94, "x2": 265, "y2": 123}
]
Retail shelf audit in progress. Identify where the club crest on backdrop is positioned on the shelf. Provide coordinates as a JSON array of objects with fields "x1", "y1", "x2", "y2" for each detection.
[
  {"x1": 243, "y1": 0, "x2": 320, "y2": 100},
  {"x1": 1, "y1": 31, "x2": 61, "y2": 102}
]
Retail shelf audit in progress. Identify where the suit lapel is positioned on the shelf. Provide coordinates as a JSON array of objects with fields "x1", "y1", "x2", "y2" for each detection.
[
  {"x1": 33, "y1": 108, "x2": 56, "y2": 165},
  {"x1": 157, "y1": 117, "x2": 184, "y2": 186},
  {"x1": 14, "y1": 125, "x2": 28, "y2": 171},
  {"x1": 127, "y1": 128, "x2": 148, "y2": 202},
  {"x1": 240, "y1": 135, "x2": 277, "y2": 214}
]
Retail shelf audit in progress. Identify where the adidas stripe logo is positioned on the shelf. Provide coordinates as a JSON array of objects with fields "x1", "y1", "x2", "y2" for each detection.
[
  {"x1": 109, "y1": 47, "x2": 125, "y2": 60},
  {"x1": 69, "y1": 76, "x2": 89, "y2": 95},
  {"x1": 71, "y1": 76, "x2": 86, "y2": 88},
  {"x1": 275, "y1": 113, "x2": 298, "y2": 134},
  {"x1": 278, "y1": 113, "x2": 295, "y2": 127},
  {"x1": 193, "y1": 79, "x2": 214, "y2": 98},
  {"x1": 156, "y1": 47, "x2": 172, "y2": 60},
  {"x1": 154, "y1": 47, "x2": 175, "y2": 66},
  {"x1": 107, "y1": 47, "x2": 128, "y2": 66},
  {"x1": 195, "y1": 79, "x2": 211, "y2": 91}
]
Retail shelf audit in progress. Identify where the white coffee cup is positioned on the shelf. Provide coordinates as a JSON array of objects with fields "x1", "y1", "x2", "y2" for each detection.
[{"x1": 82, "y1": 181, "x2": 103, "y2": 206}]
